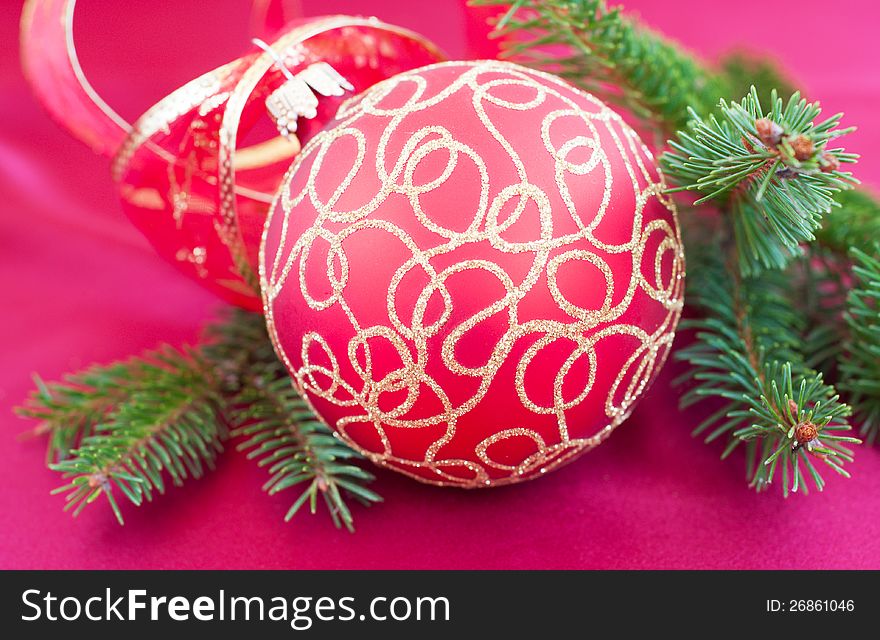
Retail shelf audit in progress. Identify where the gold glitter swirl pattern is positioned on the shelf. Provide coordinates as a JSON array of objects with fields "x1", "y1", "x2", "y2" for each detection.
[{"x1": 261, "y1": 60, "x2": 685, "y2": 488}]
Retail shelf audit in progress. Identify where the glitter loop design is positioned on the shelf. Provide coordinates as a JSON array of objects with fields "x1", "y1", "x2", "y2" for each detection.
[{"x1": 262, "y1": 60, "x2": 685, "y2": 487}]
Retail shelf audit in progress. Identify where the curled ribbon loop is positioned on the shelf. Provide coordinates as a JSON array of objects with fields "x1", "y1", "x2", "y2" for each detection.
[{"x1": 20, "y1": 0, "x2": 132, "y2": 156}]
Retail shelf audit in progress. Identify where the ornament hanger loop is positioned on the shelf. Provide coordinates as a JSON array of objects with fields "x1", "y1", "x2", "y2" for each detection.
[{"x1": 251, "y1": 37, "x2": 297, "y2": 82}]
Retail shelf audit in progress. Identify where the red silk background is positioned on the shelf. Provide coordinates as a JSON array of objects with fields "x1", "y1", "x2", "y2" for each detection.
[{"x1": 1, "y1": 0, "x2": 878, "y2": 569}]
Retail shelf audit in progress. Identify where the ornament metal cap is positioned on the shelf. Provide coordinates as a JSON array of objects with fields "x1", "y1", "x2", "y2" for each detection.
[{"x1": 253, "y1": 38, "x2": 354, "y2": 140}]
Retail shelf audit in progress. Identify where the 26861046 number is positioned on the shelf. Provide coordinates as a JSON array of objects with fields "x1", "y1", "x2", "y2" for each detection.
[{"x1": 788, "y1": 600, "x2": 854, "y2": 612}]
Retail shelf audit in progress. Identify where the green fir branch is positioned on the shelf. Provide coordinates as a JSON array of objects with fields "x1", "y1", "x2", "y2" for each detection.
[
  {"x1": 840, "y1": 246, "x2": 880, "y2": 443},
  {"x1": 662, "y1": 87, "x2": 858, "y2": 275},
  {"x1": 233, "y1": 376, "x2": 381, "y2": 533},
  {"x1": 42, "y1": 348, "x2": 227, "y2": 525},
  {"x1": 796, "y1": 196, "x2": 880, "y2": 441},
  {"x1": 818, "y1": 189, "x2": 880, "y2": 255},
  {"x1": 675, "y1": 235, "x2": 858, "y2": 494},
  {"x1": 17, "y1": 367, "x2": 133, "y2": 464},
  {"x1": 796, "y1": 249, "x2": 850, "y2": 377},
  {"x1": 18, "y1": 310, "x2": 380, "y2": 529},
  {"x1": 474, "y1": 0, "x2": 726, "y2": 134},
  {"x1": 208, "y1": 311, "x2": 381, "y2": 532}
]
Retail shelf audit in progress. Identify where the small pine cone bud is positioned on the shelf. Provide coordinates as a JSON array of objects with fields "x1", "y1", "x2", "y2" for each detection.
[
  {"x1": 820, "y1": 152, "x2": 841, "y2": 173},
  {"x1": 788, "y1": 399, "x2": 799, "y2": 419},
  {"x1": 791, "y1": 134, "x2": 814, "y2": 161},
  {"x1": 88, "y1": 473, "x2": 108, "y2": 489},
  {"x1": 316, "y1": 477, "x2": 329, "y2": 492},
  {"x1": 794, "y1": 421, "x2": 818, "y2": 444},
  {"x1": 755, "y1": 118, "x2": 783, "y2": 147}
]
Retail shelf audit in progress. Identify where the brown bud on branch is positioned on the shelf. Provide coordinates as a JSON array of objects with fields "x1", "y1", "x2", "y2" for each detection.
[
  {"x1": 790, "y1": 134, "x2": 814, "y2": 161},
  {"x1": 794, "y1": 421, "x2": 819, "y2": 445},
  {"x1": 819, "y1": 152, "x2": 840, "y2": 173},
  {"x1": 755, "y1": 118, "x2": 783, "y2": 147}
]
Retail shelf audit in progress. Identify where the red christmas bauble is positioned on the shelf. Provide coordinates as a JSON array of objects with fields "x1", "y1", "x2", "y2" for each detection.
[
  {"x1": 114, "y1": 17, "x2": 445, "y2": 309},
  {"x1": 261, "y1": 60, "x2": 685, "y2": 487}
]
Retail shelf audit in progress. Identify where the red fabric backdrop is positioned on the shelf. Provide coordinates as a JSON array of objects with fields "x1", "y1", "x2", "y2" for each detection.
[{"x1": 1, "y1": 0, "x2": 878, "y2": 569}]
